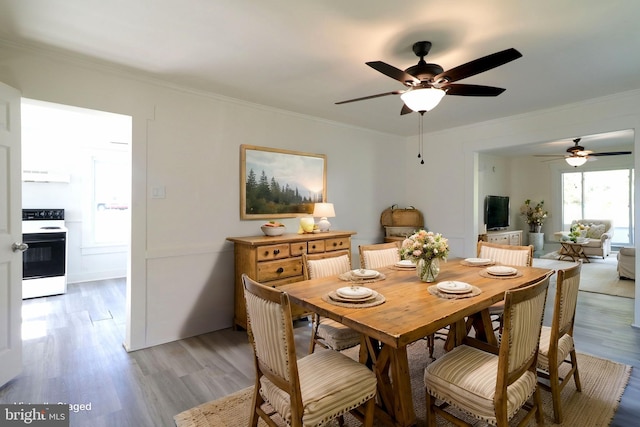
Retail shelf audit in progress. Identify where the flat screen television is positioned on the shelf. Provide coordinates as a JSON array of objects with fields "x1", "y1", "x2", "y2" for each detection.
[{"x1": 485, "y1": 195, "x2": 510, "y2": 230}]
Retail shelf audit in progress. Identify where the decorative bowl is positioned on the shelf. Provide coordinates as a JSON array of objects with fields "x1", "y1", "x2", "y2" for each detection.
[{"x1": 261, "y1": 225, "x2": 286, "y2": 236}]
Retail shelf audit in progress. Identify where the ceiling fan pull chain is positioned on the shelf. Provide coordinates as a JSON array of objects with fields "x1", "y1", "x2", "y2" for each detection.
[{"x1": 419, "y1": 112, "x2": 425, "y2": 164}]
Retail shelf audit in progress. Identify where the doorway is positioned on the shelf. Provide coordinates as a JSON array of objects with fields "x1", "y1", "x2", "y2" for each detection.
[{"x1": 21, "y1": 98, "x2": 131, "y2": 337}]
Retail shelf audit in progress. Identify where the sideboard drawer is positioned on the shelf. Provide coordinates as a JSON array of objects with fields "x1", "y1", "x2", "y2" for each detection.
[
  {"x1": 307, "y1": 240, "x2": 326, "y2": 253},
  {"x1": 290, "y1": 242, "x2": 308, "y2": 256},
  {"x1": 257, "y1": 258, "x2": 302, "y2": 282},
  {"x1": 256, "y1": 243, "x2": 291, "y2": 261},
  {"x1": 325, "y1": 237, "x2": 350, "y2": 251},
  {"x1": 227, "y1": 230, "x2": 355, "y2": 330}
]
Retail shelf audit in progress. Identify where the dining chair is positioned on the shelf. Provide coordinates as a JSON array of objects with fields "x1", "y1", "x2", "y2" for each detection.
[
  {"x1": 477, "y1": 241, "x2": 534, "y2": 331},
  {"x1": 303, "y1": 250, "x2": 362, "y2": 353},
  {"x1": 358, "y1": 241, "x2": 401, "y2": 269},
  {"x1": 537, "y1": 261, "x2": 582, "y2": 423},
  {"x1": 424, "y1": 272, "x2": 551, "y2": 427},
  {"x1": 242, "y1": 274, "x2": 377, "y2": 427}
]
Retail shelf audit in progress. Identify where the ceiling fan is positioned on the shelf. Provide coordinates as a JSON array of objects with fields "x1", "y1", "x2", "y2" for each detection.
[
  {"x1": 335, "y1": 41, "x2": 522, "y2": 115},
  {"x1": 536, "y1": 138, "x2": 632, "y2": 167}
]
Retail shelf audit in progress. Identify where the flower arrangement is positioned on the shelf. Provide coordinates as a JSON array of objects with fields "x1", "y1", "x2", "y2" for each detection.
[
  {"x1": 520, "y1": 199, "x2": 548, "y2": 226},
  {"x1": 568, "y1": 223, "x2": 582, "y2": 242},
  {"x1": 400, "y1": 229, "x2": 450, "y2": 263}
]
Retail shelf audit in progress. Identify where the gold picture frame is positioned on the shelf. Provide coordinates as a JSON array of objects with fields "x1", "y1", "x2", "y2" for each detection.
[{"x1": 240, "y1": 144, "x2": 327, "y2": 219}]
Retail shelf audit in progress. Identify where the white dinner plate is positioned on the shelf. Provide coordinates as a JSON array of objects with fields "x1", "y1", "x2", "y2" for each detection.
[
  {"x1": 336, "y1": 286, "x2": 373, "y2": 299},
  {"x1": 351, "y1": 269, "x2": 379, "y2": 279},
  {"x1": 436, "y1": 281, "x2": 472, "y2": 294},
  {"x1": 395, "y1": 260, "x2": 415, "y2": 268},
  {"x1": 486, "y1": 266, "x2": 518, "y2": 276},
  {"x1": 464, "y1": 257, "x2": 493, "y2": 265}
]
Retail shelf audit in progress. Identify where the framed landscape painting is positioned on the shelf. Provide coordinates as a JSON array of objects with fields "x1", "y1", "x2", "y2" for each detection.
[{"x1": 240, "y1": 145, "x2": 327, "y2": 219}]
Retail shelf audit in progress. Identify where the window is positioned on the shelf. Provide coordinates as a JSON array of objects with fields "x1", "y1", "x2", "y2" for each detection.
[
  {"x1": 562, "y1": 168, "x2": 634, "y2": 245},
  {"x1": 93, "y1": 151, "x2": 130, "y2": 244}
]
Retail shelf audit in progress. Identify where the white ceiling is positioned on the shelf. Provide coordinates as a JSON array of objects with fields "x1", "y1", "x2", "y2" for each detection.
[{"x1": 1, "y1": 0, "x2": 639, "y2": 150}]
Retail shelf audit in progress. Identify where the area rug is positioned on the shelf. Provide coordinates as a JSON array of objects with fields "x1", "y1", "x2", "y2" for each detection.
[
  {"x1": 174, "y1": 341, "x2": 631, "y2": 427},
  {"x1": 535, "y1": 253, "x2": 635, "y2": 299}
]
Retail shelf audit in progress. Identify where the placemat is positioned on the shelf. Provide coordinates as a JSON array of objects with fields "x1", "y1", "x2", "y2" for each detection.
[
  {"x1": 388, "y1": 265, "x2": 416, "y2": 271},
  {"x1": 478, "y1": 269, "x2": 523, "y2": 279},
  {"x1": 322, "y1": 291, "x2": 386, "y2": 308},
  {"x1": 338, "y1": 271, "x2": 387, "y2": 283},
  {"x1": 459, "y1": 260, "x2": 495, "y2": 267},
  {"x1": 428, "y1": 285, "x2": 482, "y2": 299}
]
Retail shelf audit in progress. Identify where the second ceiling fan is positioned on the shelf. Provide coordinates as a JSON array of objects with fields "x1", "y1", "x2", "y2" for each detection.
[
  {"x1": 336, "y1": 41, "x2": 522, "y2": 114},
  {"x1": 536, "y1": 138, "x2": 632, "y2": 167}
]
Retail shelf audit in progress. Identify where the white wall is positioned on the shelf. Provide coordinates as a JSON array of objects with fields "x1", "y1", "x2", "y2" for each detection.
[{"x1": 0, "y1": 41, "x2": 407, "y2": 350}]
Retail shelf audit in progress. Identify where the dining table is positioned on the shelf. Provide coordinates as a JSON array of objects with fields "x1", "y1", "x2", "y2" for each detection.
[{"x1": 279, "y1": 257, "x2": 554, "y2": 427}]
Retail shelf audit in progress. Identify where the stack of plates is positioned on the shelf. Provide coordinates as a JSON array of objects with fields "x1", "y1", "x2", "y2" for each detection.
[
  {"x1": 436, "y1": 281, "x2": 472, "y2": 294},
  {"x1": 351, "y1": 269, "x2": 380, "y2": 279},
  {"x1": 395, "y1": 260, "x2": 415, "y2": 269},
  {"x1": 331, "y1": 286, "x2": 378, "y2": 303},
  {"x1": 464, "y1": 257, "x2": 493, "y2": 266},
  {"x1": 486, "y1": 266, "x2": 518, "y2": 276}
]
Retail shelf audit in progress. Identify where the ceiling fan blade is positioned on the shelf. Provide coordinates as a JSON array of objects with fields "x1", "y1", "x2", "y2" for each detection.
[
  {"x1": 434, "y1": 48, "x2": 522, "y2": 83},
  {"x1": 534, "y1": 155, "x2": 567, "y2": 158},
  {"x1": 400, "y1": 104, "x2": 413, "y2": 115},
  {"x1": 443, "y1": 84, "x2": 506, "y2": 97},
  {"x1": 335, "y1": 90, "x2": 404, "y2": 105},
  {"x1": 589, "y1": 151, "x2": 632, "y2": 157},
  {"x1": 366, "y1": 61, "x2": 421, "y2": 85}
]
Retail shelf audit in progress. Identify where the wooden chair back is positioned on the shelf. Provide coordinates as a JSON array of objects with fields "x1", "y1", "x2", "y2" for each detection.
[
  {"x1": 302, "y1": 249, "x2": 351, "y2": 280},
  {"x1": 477, "y1": 241, "x2": 533, "y2": 267},
  {"x1": 537, "y1": 261, "x2": 582, "y2": 423},
  {"x1": 242, "y1": 274, "x2": 304, "y2": 421},
  {"x1": 359, "y1": 241, "x2": 401, "y2": 269}
]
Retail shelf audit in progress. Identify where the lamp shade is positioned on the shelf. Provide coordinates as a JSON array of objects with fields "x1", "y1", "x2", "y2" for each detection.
[
  {"x1": 313, "y1": 203, "x2": 335, "y2": 218},
  {"x1": 313, "y1": 203, "x2": 335, "y2": 232},
  {"x1": 565, "y1": 156, "x2": 587, "y2": 167},
  {"x1": 400, "y1": 88, "x2": 446, "y2": 112}
]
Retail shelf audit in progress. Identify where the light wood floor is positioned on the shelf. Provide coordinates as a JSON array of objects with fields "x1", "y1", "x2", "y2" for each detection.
[{"x1": 0, "y1": 274, "x2": 638, "y2": 426}]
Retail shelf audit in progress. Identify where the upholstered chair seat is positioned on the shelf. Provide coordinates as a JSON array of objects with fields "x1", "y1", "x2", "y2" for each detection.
[
  {"x1": 425, "y1": 273, "x2": 551, "y2": 427},
  {"x1": 536, "y1": 327, "x2": 574, "y2": 371},
  {"x1": 260, "y1": 348, "x2": 377, "y2": 426},
  {"x1": 303, "y1": 250, "x2": 362, "y2": 353},
  {"x1": 536, "y1": 262, "x2": 582, "y2": 423},
  {"x1": 242, "y1": 274, "x2": 377, "y2": 427},
  {"x1": 425, "y1": 345, "x2": 538, "y2": 424}
]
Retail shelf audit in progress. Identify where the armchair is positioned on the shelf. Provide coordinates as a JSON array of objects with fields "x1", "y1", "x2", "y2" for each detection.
[{"x1": 554, "y1": 219, "x2": 614, "y2": 258}]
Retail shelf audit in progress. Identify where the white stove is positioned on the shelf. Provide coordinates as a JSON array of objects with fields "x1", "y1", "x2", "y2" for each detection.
[{"x1": 22, "y1": 209, "x2": 68, "y2": 299}]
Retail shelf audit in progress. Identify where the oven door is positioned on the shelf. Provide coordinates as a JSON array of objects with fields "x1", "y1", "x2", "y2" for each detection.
[{"x1": 22, "y1": 232, "x2": 66, "y2": 280}]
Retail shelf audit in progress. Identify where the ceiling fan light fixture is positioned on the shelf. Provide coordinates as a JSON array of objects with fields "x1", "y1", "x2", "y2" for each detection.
[
  {"x1": 400, "y1": 88, "x2": 446, "y2": 112},
  {"x1": 565, "y1": 156, "x2": 588, "y2": 167}
]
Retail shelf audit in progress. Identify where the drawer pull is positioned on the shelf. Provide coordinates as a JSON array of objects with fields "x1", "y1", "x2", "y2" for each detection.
[
  {"x1": 276, "y1": 267, "x2": 284, "y2": 274},
  {"x1": 311, "y1": 244, "x2": 316, "y2": 249},
  {"x1": 274, "y1": 249, "x2": 280, "y2": 255}
]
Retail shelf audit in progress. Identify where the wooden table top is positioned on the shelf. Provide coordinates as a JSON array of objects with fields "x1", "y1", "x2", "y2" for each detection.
[{"x1": 280, "y1": 259, "x2": 555, "y2": 349}]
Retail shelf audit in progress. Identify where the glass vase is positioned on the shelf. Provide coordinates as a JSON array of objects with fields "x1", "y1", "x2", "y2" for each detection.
[{"x1": 417, "y1": 258, "x2": 440, "y2": 283}]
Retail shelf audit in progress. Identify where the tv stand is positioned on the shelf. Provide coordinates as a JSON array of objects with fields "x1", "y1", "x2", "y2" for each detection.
[{"x1": 479, "y1": 230, "x2": 523, "y2": 246}]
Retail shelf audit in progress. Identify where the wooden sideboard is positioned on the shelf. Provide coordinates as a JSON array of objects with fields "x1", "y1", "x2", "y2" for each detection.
[
  {"x1": 226, "y1": 230, "x2": 356, "y2": 330},
  {"x1": 478, "y1": 230, "x2": 523, "y2": 246}
]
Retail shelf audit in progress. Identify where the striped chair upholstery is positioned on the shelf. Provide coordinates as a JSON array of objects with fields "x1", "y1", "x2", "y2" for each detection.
[
  {"x1": 537, "y1": 262, "x2": 582, "y2": 423},
  {"x1": 359, "y1": 242, "x2": 401, "y2": 269},
  {"x1": 242, "y1": 274, "x2": 377, "y2": 427},
  {"x1": 477, "y1": 241, "x2": 534, "y2": 331},
  {"x1": 303, "y1": 251, "x2": 361, "y2": 353},
  {"x1": 425, "y1": 273, "x2": 551, "y2": 427}
]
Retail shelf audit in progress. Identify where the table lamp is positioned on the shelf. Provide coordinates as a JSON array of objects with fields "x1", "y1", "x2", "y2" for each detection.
[{"x1": 313, "y1": 203, "x2": 335, "y2": 232}]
